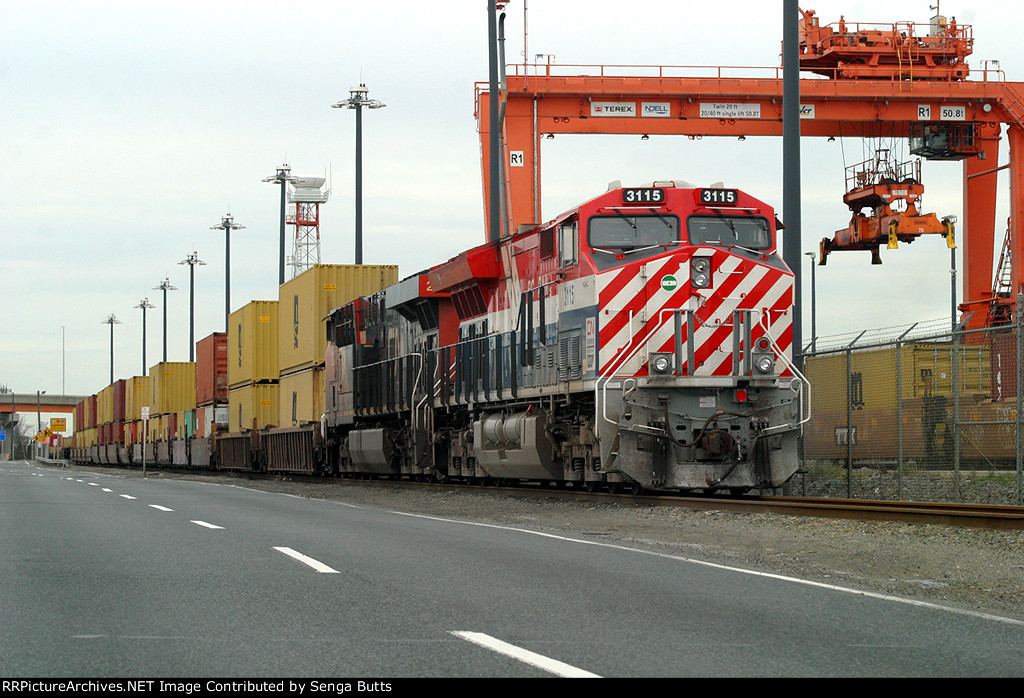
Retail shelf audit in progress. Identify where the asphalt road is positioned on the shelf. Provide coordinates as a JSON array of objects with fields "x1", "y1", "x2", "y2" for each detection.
[{"x1": 2, "y1": 460, "x2": 1023, "y2": 678}]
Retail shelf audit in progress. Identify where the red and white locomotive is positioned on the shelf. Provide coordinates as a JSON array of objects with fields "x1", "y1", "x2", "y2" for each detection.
[{"x1": 324, "y1": 181, "x2": 806, "y2": 493}]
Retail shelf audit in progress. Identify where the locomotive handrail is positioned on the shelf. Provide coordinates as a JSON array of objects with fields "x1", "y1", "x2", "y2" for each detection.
[
  {"x1": 597, "y1": 307, "x2": 683, "y2": 438},
  {"x1": 755, "y1": 312, "x2": 812, "y2": 432}
]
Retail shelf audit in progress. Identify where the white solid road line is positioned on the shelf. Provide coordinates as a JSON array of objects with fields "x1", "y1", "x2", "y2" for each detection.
[
  {"x1": 402, "y1": 511, "x2": 1024, "y2": 628},
  {"x1": 273, "y1": 546, "x2": 339, "y2": 574},
  {"x1": 191, "y1": 520, "x2": 224, "y2": 530},
  {"x1": 450, "y1": 631, "x2": 600, "y2": 678}
]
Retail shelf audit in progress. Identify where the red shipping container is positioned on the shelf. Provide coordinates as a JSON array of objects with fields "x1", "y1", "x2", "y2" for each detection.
[
  {"x1": 87, "y1": 395, "x2": 98, "y2": 429},
  {"x1": 112, "y1": 379, "x2": 126, "y2": 423},
  {"x1": 196, "y1": 332, "x2": 228, "y2": 406},
  {"x1": 111, "y1": 421, "x2": 124, "y2": 444},
  {"x1": 166, "y1": 412, "x2": 178, "y2": 441}
]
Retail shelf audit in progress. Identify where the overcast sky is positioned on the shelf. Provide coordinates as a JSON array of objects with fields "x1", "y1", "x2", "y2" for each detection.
[{"x1": 1, "y1": 1, "x2": 1018, "y2": 423}]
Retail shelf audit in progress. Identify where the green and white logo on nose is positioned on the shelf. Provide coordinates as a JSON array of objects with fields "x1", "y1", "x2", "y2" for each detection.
[{"x1": 661, "y1": 274, "x2": 678, "y2": 292}]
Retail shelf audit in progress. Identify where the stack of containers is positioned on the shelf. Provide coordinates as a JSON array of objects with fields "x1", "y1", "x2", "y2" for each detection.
[
  {"x1": 148, "y1": 362, "x2": 196, "y2": 442},
  {"x1": 277, "y1": 264, "x2": 398, "y2": 427},
  {"x1": 228, "y1": 301, "x2": 279, "y2": 433},
  {"x1": 195, "y1": 332, "x2": 229, "y2": 438},
  {"x1": 86, "y1": 394, "x2": 98, "y2": 462},
  {"x1": 111, "y1": 379, "x2": 126, "y2": 447},
  {"x1": 124, "y1": 375, "x2": 150, "y2": 448}
]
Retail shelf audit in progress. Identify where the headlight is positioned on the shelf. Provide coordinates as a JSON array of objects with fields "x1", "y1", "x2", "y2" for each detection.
[
  {"x1": 650, "y1": 353, "x2": 673, "y2": 375},
  {"x1": 690, "y1": 257, "x2": 712, "y2": 289},
  {"x1": 755, "y1": 355, "x2": 775, "y2": 374}
]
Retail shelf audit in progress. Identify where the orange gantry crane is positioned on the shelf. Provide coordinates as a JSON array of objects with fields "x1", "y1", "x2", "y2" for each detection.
[{"x1": 477, "y1": 8, "x2": 1024, "y2": 327}]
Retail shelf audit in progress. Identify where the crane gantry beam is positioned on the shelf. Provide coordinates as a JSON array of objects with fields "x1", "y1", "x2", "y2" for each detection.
[{"x1": 477, "y1": 67, "x2": 1024, "y2": 326}]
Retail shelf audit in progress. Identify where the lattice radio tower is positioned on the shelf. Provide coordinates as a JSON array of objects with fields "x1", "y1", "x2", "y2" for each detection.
[{"x1": 287, "y1": 175, "x2": 330, "y2": 277}]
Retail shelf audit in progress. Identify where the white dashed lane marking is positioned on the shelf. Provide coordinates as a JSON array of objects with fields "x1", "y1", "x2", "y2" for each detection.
[
  {"x1": 450, "y1": 631, "x2": 600, "y2": 678},
  {"x1": 273, "y1": 547, "x2": 339, "y2": 574}
]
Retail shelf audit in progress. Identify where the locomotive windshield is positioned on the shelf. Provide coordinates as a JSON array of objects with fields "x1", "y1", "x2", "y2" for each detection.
[
  {"x1": 687, "y1": 215, "x2": 772, "y2": 250},
  {"x1": 588, "y1": 213, "x2": 680, "y2": 252}
]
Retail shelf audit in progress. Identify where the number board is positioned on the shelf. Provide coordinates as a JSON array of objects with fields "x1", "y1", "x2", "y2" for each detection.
[
  {"x1": 622, "y1": 188, "x2": 665, "y2": 204},
  {"x1": 699, "y1": 188, "x2": 739, "y2": 205}
]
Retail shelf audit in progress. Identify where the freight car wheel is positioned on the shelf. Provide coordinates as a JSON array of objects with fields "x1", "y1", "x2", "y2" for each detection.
[
  {"x1": 606, "y1": 481, "x2": 622, "y2": 494},
  {"x1": 627, "y1": 481, "x2": 644, "y2": 496},
  {"x1": 584, "y1": 481, "x2": 599, "y2": 493}
]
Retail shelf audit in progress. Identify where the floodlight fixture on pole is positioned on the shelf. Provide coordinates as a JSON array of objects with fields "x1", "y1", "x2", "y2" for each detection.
[
  {"x1": 211, "y1": 214, "x2": 245, "y2": 332},
  {"x1": 178, "y1": 251, "x2": 206, "y2": 361},
  {"x1": 153, "y1": 278, "x2": 177, "y2": 363},
  {"x1": 263, "y1": 164, "x2": 294, "y2": 286},
  {"x1": 134, "y1": 298, "x2": 155, "y2": 375},
  {"x1": 102, "y1": 314, "x2": 122, "y2": 385},
  {"x1": 332, "y1": 84, "x2": 386, "y2": 264}
]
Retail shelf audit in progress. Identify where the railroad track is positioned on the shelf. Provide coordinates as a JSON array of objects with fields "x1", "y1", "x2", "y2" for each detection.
[
  {"x1": 55, "y1": 461, "x2": 1024, "y2": 530},
  {"x1": 392, "y1": 479, "x2": 1024, "y2": 530},
  {"x1": 663, "y1": 495, "x2": 1024, "y2": 530}
]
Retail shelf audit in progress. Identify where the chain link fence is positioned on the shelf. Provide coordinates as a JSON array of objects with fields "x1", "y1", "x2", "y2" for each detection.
[{"x1": 793, "y1": 305, "x2": 1024, "y2": 505}]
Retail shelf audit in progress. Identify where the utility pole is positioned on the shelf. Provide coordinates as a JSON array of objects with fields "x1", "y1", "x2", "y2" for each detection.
[
  {"x1": 211, "y1": 215, "x2": 245, "y2": 332},
  {"x1": 263, "y1": 165, "x2": 293, "y2": 285},
  {"x1": 102, "y1": 314, "x2": 121, "y2": 384},
  {"x1": 134, "y1": 298, "x2": 155, "y2": 375},
  {"x1": 178, "y1": 251, "x2": 206, "y2": 361},
  {"x1": 153, "y1": 278, "x2": 177, "y2": 363},
  {"x1": 332, "y1": 85, "x2": 386, "y2": 264}
]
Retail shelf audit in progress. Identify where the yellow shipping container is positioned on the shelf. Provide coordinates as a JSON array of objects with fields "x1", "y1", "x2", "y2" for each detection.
[
  {"x1": 229, "y1": 301, "x2": 279, "y2": 388},
  {"x1": 229, "y1": 382, "x2": 279, "y2": 433},
  {"x1": 125, "y1": 375, "x2": 151, "y2": 422},
  {"x1": 97, "y1": 384, "x2": 114, "y2": 425},
  {"x1": 278, "y1": 366, "x2": 324, "y2": 427},
  {"x1": 805, "y1": 342, "x2": 992, "y2": 413},
  {"x1": 278, "y1": 264, "x2": 397, "y2": 374},
  {"x1": 149, "y1": 362, "x2": 197, "y2": 416},
  {"x1": 81, "y1": 427, "x2": 97, "y2": 448},
  {"x1": 146, "y1": 415, "x2": 162, "y2": 442}
]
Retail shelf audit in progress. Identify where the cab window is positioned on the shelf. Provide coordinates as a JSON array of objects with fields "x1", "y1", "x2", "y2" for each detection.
[
  {"x1": 687, "y1": 215, "x2": 771, "y2": 250},
  {"x1": 558, "y1": 220, "x2": 578, "y2": 267},
  {"x1": 588, "y1": 214, "x2": 679, "y2": 251}
]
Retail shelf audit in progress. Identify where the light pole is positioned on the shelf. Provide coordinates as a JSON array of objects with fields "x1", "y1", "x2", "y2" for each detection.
[
  {"x1": 211, "y1": 215, "x2": 245, "y2": 332},
  {"x1": 178, "y1": 251, "x2": 206, "y2": 361},
  {"x1": 263, "y1": 164, "x2": 293, "y2": 285},
  {"x1": 134, "y1": 298, "x2": 155, "y2": 375},
  {"x1": 332, "y1": 84, "x2": 386, "y2": 264},
  {"x1": 36, "y1": 390, "x2": 45, "y2": 435},
  {"x1": 0, "y1": 384, "x2": 11, "y2": 460},
  {"x1": 805, "y1": 251, "x2": 817, "y2": 354},
  {"x1": 153, "y1": 278, "x2": 177, "y2": 363},
  {"x1": 102, "y1": 314, "x2": 121, "y2": 384}
]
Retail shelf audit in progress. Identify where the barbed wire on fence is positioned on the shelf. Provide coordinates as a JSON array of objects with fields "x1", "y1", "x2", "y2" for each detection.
[{"x1": 809, "y1": 317, "x2": 955, "y2": 354}]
